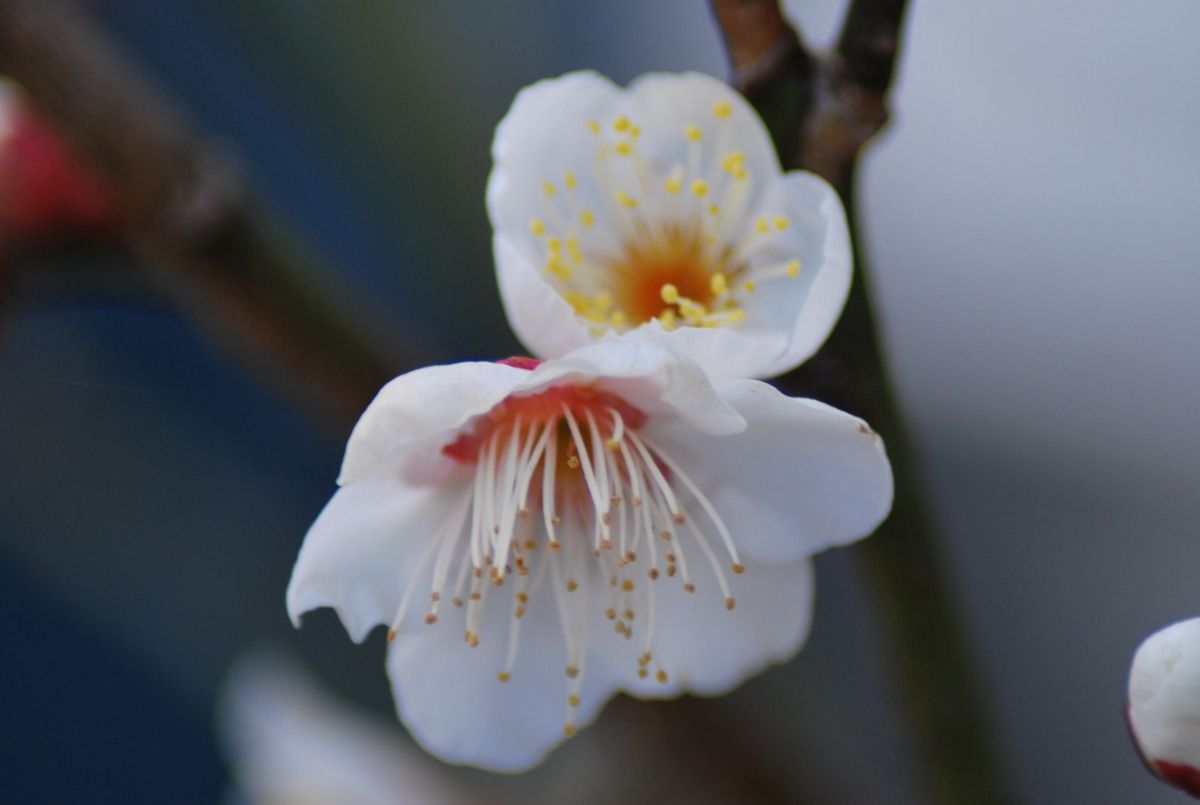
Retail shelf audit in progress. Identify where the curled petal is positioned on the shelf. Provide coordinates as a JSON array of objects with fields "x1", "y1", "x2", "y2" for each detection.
[
  {"x1": 340, "y1": 361, "x2": 528, "y2": 484},
  {"x1": 287, "y1": 481, "x2": 463, "y2": 642},
  {"x1": 648, "y1": 379, "x2": 893, "y2": 563}
]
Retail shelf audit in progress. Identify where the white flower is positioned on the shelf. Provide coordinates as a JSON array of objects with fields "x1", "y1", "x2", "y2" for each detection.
[
  {"x1": 287, "y1": 342, "x2": 892, "y2": 771},
  {"x1": 486, "y1": 71, "x2": 852, "y2": 381},
  {"x1": 1128, "y1": 617, "x2": 1200, "y2": 798}
]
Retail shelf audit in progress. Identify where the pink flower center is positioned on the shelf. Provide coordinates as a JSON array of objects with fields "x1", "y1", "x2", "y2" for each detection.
[{"x1": 389, "y1": 380, "x2": 746, "y2": 736}]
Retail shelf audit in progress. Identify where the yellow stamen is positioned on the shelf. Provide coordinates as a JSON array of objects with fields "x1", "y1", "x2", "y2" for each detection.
[
  {"x1": 613, "y1": 114, "x2": 630, "y2": 132},
  {"x1": 786, "y1": 259, "x2": 801, "y2": 277},
  {"x1": 690, "y1": 178, "x2": 709, "y2": 197},
  {"x1": 774, "y1": 214, "x2": 790, "y2": 230},
  {"x1": 530, "y1": 218, "x2": 545, "y2": 236},
  {"x1": 542, "y1": 180, "x2": 557, "y2": 196},
  {"x1": 587, "y1": 119, "x2": 601, "y2": 134},
  {"x1": 684, "y1": 123, "x2": 702, "y2": 141},
  {"x1": 713, "y1": 100, "x2": 733, "y2": 118},
  {"x1": 564, "y1": 171, "x2": 577, "y2": 190},
  {"x1": 710, "y1": 272, "x2": 728, "y2": 296},
  {"x1": 617, "y1": 190, "x2": 639, "y2": 209},
  {"x1": 579, "y1": 209, "x2": 595, "y2": 227}
]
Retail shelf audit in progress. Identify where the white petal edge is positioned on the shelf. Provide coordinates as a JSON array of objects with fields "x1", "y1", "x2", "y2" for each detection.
[
  {"x1": 386, "y1": 570, "x2": 615, "y2": 772},
  {"x1": 762, "y1": 170, "x2": 854, "y2": 376},
  {"x1": 515, "y1": 341, "x2": 746, "y2": 436},
  {"x1": 647, "y1": 378, "x2": 893, "y2": 563},
  {"x1": 287, "y1": 480, "x2": 463, "y2": 642},
  {"x1": 493, "y1": 231, "x2": 593, "y2": 361},
  {"x1": 339, "y1": 361, "x2": 529, "y2": 485},
  {"x1": 598, "y1": 557, "x2": 815, "y2": 699}
]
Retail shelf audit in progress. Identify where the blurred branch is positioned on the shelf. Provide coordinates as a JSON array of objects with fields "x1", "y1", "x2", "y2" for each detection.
[
  {"x1": 712, "y1": 3, "x2": 1016, "y2": 804},
  {"x1": 0, "y1": 0, "x2": 412, "y2": 431}
]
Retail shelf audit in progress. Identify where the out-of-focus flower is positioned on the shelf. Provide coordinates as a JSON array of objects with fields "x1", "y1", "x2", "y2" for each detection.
[
  {"x1": 0, "y1": 79, "x2": 116, "y2": 244},
  {"x1": 487, "y1": 71, "x2": 851, "y2": 381},
  {"x1": 1128, "y1": 617, "x2": 1200, "y2": 798},
  {"x1": 218, "y1": 650, "x2": 471, "y2": 805},
  {"x1": 288, "y1": 342, "x2": 892, "y2": 770}
]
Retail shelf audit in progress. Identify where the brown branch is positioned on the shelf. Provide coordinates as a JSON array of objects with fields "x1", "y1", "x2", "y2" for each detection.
[
  {"x1": 711, "y1": 3, "x2": 1017, "y2": 804},
  {"x1": 0, "y1": 0, "x2": 415, "y2": 431}
]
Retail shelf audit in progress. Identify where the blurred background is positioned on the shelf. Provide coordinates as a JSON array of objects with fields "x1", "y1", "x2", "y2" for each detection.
[{"x1": 1, "y1": 0, "x2": 1197, "y2": 802}]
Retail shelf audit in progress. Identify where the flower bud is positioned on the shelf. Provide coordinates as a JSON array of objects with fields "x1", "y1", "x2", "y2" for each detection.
[{"x1": 1128, "y1": 617, "x2": 1200, "y2": 797}]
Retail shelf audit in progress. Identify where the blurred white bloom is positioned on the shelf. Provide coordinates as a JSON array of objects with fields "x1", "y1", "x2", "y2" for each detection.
[
  {"x1": 1128, "y1": 617, "x2": 1200, "y2": 798},
  {"x1": 288, "y1": 342, "x2": 892, "y2": 770},
  {"x1": 218, "y1": 651, "x2": 467, "y2": 805},
  {"x1": 487, "y1": 71, "x2": 851, "y2": 380}
]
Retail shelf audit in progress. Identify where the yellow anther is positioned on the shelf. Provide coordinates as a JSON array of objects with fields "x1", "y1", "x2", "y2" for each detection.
[
  {"x1": 743, "y1": 279, "x2": 756, "y2": 292},
  {"x1": 690, "y1": 178, "x2": 709, "y2": 197},
  {"x1": 708, "y1": 204, "x2": 720, "y2": 216},
  {"x1": 609, "y1": 310, "x2": 627, "y2": 328},
  {"x1": 638, "y1": 668, "x2": 648, "y2": 678},
  {"x1": 587, "y1": 119, "x2": 601, "y2": 134},
  {"x1": 733, "y1": 165, "x2": 748, "y2": 180},
  {"x1": 564, "y1": 724, "x2": 577, "y2": 737},
  {"x1": 663, "y1": 175, "x2": 683, "y2": 194},
  {"x1": 660, "y1": 283, "x2": 680, "y2": 304},
  {"x1": 710, "y1": 272, "x2": 728, "y2": 296},
  {"x1": 530, "y1": 217, "x2": 546, "y2": 236},
  {"x1": 656, "y1": 669, "x2": 669, "y2": 684},
  {"x1": 658, "y1": 309, "x2": 677, "y2": 330},
  {"x1": 542, "y1": 180, "x2": 557, "y2": 196},
  {"x1": 713, "y1": 99, "x2": 733, "y2": 118},
  {"x1": 684, "y1": 123, "x2": 702, "y2": 141},
  {"x1": 546, "y1": 257, "x2": 570, "y2": 280},
  {"x1": 594, "y1": 290, "x2": 612, "y2": 311},
  {"x1": 755, "y1": 216, "x2": 770, "y2": 233},
  {"x1": 629, "y1": 122, "x2": 640, "y2": 138},
  {"x1": 613, "y1": 114, "x2": 630, "y2": 132},
  {"x1": 546, "y1": 235, "x2": 561, "y2": 253},
  {"x1": 617, "y1": 190, "x2": 639, "y2": 209},
  {"x1": 720, "y1": 150, "x2": 745, "y2": 173},
  {"x1": 786, "y1": 259, "x2": 801, "y2": 277},
  {"x1": 774, "y1": 214, "x2": 791, "y2": 230},
  {"x1": 563, "y1": 171, "x2": 577, "y2": 190},
  {"x1": 579, "y1": 209, "x2": 595, "y2": 227},
  {"x1": 566, "y1": 235, "x2": 582, "y2": 263},
  {"x1": 615, "y1": 140, "x2": 632, "y2": 156},
  {"x1": 622, "y1": 578, "x2": 634, "y2": 592},
  {"x1": 567, "y1": 694, "x2": 580, "y2": 707},
  {"x1": 497, "y1": 671, "x2": 511, "y2": 682}
]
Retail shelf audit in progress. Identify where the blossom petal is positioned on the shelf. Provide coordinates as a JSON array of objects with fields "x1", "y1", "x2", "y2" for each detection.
[
  {"x1": 516, "y1": 341, "x2": 746, "y2": 436},
  {"x1": 605, "y1": 558, "x2": 815, "y2": 697},
  {"x1": 494, "y1": 232, "x2": 593, "y2": 360},
  {"x1": 339, "y1": 361, "x2": 528, "y2": 485},
  {"x1": 763, "y1": 171, "x2": 853, "y2": 375},
  {"x1": 486, "y1": 70, "x2": 621, "y2": 271},
  {"x1": 287, "y1": 480, "x2": 463, "y2": 642},
  {"x1": 626, "y1": 71, "x2": 780, "y2": 201},
  {"x1": 648, "y1": 379, "x2": 893, "y2": 563},
  {"x1": 385, "y1": 573, "x2": 616, "y2": 771}
]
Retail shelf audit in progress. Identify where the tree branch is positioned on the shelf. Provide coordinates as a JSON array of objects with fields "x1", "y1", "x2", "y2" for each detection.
[
  {"x1": 0, "y1": 0, "x2": 413, "y2": 431},
  {"x1": 710, "y1": 3, "x2": 1017, "y2": 803}
]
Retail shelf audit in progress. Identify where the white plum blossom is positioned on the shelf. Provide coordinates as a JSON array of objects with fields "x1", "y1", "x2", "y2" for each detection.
[
  {"x1": 487, "y1": 71, "x2": 852, "y2": 381},
  {"x1": 1128, "y1": 617, "x2": 1200, "y2": 798},
  {"x1": 287, "y1": 342, "x2": 892, "y2": 771}
]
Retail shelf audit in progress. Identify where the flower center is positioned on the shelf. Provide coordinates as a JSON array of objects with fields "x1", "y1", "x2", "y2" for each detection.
[
  {"x1": 527, "y1": 102, "x2": 802, "y2": 334},
  {"x1": 391, "y1": 382, "x2": 744, "y2": 736}
]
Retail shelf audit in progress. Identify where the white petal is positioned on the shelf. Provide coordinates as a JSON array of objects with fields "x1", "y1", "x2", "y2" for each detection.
[
  {"x1": 627, "y1": 71, "x2": 779, "y2": 198},
  {"x1": 486, "y1": 70, "x2": 622, "y2": 270},
  {"x1": 648, "y1": 379, "x2": 893, "y2": 563},
  {"x1": 287, "y1": 480, "x2": 463, "y2": 642},
  {"x1": 517, "y1": 341, "x2": 746, "y2": 436},
  {"x1": 494, "y1": 232, "x2": 593, "y2": 360},
  {"x1": 385, "y1": 572, "x2": 617, "y2": 771},
  {"x1": 761, "y1": 171, "x2": 853, "y2": 375},
  {"x1": 619, "y1": 317, "x2": 789, "y2": 382},
  {"x1": 610, "y1": 558, "x2": 815, "y2": 697},
  {"x1": 339, "y1": 361, "x2": 528, "y2": 485},
  {"x1": 1129, "y1": 617, "x2": 1200, "y2": 777}
]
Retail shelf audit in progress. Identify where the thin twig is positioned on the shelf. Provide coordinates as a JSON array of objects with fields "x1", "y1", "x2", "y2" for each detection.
[
  {"x1": 710, "y1": 2, "x2": 1017, "y2": 803},
  {"x1": 0, "y1": 0, "x2": 413, "y2": 431}
]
